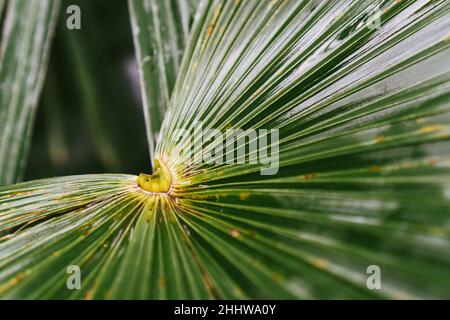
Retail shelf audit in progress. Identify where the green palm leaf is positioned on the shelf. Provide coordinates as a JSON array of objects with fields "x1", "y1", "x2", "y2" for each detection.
[
  {"x1": 0, "y1": 0, "x2": 449, "y2": 299},
  {"x1": 0, "y1": 0, "x2": 5, "y2": 17},
  {"x1": 128, "y1": 0, "x2": 198, "y2": 163},
  {"x1": 0, "y1": 0, "x2": 60, "y2": 185}
]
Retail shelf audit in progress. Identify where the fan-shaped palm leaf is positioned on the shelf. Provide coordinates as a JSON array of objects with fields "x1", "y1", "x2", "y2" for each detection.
[{"x1": 0, "y1": 0, "x2": 449, "y2": 299}]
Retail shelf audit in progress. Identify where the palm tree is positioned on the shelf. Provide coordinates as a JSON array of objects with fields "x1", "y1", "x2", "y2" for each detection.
[{"x1": 0, "y1": 0, "x2": 449, "y2": 299}]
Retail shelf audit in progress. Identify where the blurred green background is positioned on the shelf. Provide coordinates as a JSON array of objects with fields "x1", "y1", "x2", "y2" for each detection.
[{"x1": 25, "y1": 0, "x2": 150, "y2": 180}]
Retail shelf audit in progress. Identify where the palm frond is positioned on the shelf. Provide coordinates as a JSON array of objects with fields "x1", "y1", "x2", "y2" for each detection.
[
  {"x1": 154, "y1": 0, "x2": 450, "y2": 299},
  {"x1": 0, "y1": 0, "x2": 5, "y2": 18},
  {"x1": 128, "y1": 0, "x2": 198, "y2": 164},
  {"x1": 0, "y1": 0, "x2": 449, "y2": 299},
  {"x1": 0, "y1": 0, "x2": 60, "y2": 185}
]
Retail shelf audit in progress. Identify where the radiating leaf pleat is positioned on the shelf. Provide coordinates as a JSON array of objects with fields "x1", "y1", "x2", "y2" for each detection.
[
  {"x1": 155, "y1": 0, "x2": 450, "y2": 298},
  {"x1": 0, "y1": 0, "x2": 449, "y2": 299}
]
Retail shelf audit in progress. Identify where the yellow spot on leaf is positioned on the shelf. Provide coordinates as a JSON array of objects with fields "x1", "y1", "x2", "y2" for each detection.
[
  {"x1": 310, "y1": 257, "x2": 329, "y2": 269},
  {"x1": 233, "y1": 287, "x2": 244, "y2": 297},
  {"x1": 303, "y1": 173, "x2": 317, "y2": 180},
  {"x1": 206, "y1": 4, "x2": 222, "y2": 37},
  {"x1": 159, "y1": 276, "x2": 167, "y2": 288},
  {"x1": 239, "y1": 192, "x2": 250, "y2": 200},
  {"x1": 84, "y1": 290, "x2": 94, "y2": 300},
  {"x1": 374, "y1": 135, "x2": 386, "y2": 144},
  {"x1": 419, "y1": 125, "x2": 446, "y2": 134},
  {"x1": 368, "y1": 165, "x2": 381, "y2": 173},
  {"x1": 7, "y1": 191, "x2": 32, "y2": 198},
  {"x1": 0, "y1": 273, "x2": 26, "y2": 294},
  {"x1": 416, "y1": 117, "x2": 426, "y2": 124},
  {"x1": 272, "y1": 272, "x2": 285, "y2": 283}
]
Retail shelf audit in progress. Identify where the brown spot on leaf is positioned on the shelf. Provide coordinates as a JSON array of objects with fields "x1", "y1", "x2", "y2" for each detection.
[
  {"x1": 303, "y1": 173, "x2": 317, "y2": 180},
  {"x1": 374, "y1": 135, "x2": 386, "y2": 144},
  {"x1": 159, "y1": 276, "x2": 167, "y2": 288},
  {"x1": 84, "y1": 289, "x2": 94, "y2": 300},
  {"x1": 272, "y1": 272, "x2": 285, "y2": 283},
  {"x1": 7, "y1": 191, "x2": 32, "y2": 198}
]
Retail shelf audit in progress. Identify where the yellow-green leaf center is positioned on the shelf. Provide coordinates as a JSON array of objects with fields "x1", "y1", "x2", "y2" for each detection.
[{"x1": 137, "y1": 159, "x2": 172, "y2": 193}]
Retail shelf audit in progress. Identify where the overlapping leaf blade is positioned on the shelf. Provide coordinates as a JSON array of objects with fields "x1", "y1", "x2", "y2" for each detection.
[
  {"x1": 0, "y1": 0, "x2": 60, "y2": 185},
  {"x1": 128, "y1": 0, "x2": 198, "y2": 163},
  {"x1": 0, "y1": 1, "x2": 5, "y2": 19}
]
